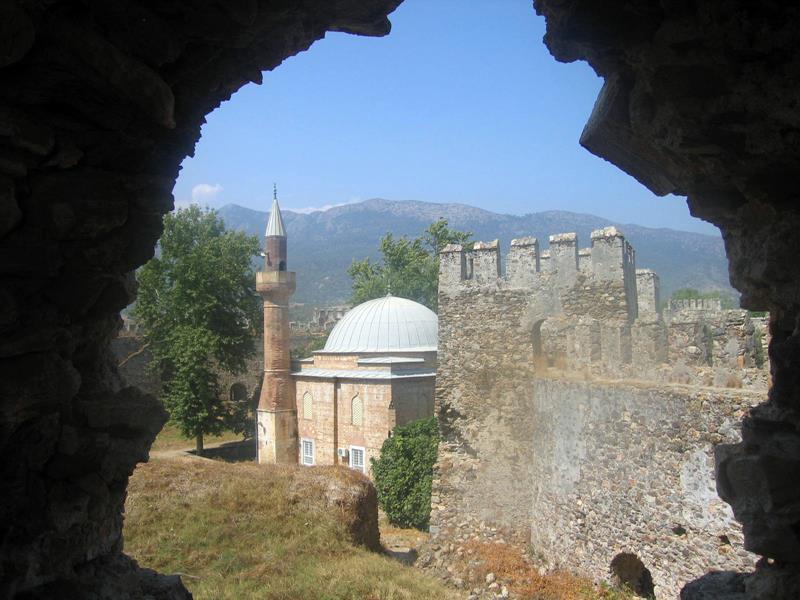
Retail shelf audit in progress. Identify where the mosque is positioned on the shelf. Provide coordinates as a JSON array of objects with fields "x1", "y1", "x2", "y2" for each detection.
[{"x1": 254, "y1": 194, "x2": 438, "y2": 476}]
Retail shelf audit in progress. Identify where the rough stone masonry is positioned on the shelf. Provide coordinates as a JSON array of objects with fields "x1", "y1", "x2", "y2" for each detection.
[{"x1": 431, "y1": 228, "x2": 765, "y2": 598}]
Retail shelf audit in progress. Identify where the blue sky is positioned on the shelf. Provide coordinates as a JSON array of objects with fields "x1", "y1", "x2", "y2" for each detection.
[{"x1": 174, "y1": 0, "x2": 719, "y2": 235}]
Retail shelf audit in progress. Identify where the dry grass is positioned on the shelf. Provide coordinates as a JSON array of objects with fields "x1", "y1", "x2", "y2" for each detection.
[
  {"x1": 150, "y1": 423, "x2": 244, "y2": 452},
  {"x1": 124, "y1": 457, "x2": 455, "y2": 600},
  {"x1": 452, "y1": 540, "x2": 634, "y2": 600},
  {"x1": 378, "y1": 511, "x2": 429, "y2": 549}
]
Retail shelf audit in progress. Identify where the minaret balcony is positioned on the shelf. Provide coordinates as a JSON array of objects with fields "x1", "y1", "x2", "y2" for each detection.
[{"x1": 256, "y1": 270, "x2": 296, "y2": 294}]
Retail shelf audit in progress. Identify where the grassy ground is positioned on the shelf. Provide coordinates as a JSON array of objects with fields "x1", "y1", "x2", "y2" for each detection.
[
  {"x1": 124, "y1": 457, "x2": 455, "y2": 600},
  {"x1": 150, "y1": 423, "x2": 244, "y2": 452}
]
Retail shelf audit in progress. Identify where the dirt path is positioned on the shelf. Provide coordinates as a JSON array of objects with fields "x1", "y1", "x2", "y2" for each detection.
[{"x1": 149, "y1": 439, "x2": 242, "y2": 461}]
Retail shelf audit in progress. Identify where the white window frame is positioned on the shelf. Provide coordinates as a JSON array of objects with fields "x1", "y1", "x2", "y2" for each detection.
[
  {"x1": 349, "y1": 445, "x2": 366, "y2": 473},
  {"x1": 301, "y1": 438, "x2": 315, "y2": 466}
]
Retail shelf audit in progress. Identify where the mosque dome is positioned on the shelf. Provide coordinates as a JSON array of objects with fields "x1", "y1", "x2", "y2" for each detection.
[{"x1": 322, "y1": 295, "x2": 438, "y2": 353}]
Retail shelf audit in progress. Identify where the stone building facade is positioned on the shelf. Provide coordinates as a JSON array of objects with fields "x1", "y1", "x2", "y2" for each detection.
[
  {"x1": 255, "y1": 199, "x2": 438, "y2": 476},
  {"x1": 293, "y1": 346, "x2": 436, "y2": 475},
  {"x1": 432, "y1": 228, "x2": 767, "y2": 598}
]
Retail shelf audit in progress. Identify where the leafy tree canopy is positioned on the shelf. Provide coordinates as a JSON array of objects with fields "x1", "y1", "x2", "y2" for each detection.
[
  {"x1": 371, "y1": 417, "x2": 439, "y2": 530},
  {"x1": 348, "y1": 219, "x2": 472, "y2": 311},
  {"x1": 133, "y1": 206, "x2": 262, "y2": 452}
]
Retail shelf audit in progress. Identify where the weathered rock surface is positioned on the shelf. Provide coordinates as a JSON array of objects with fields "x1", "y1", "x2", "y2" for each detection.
[
  {"x1": 0, "y1": 1, "x2": 400, "y2": 597},
  {"x1": 532, "y1": 0, "x2": 800, "y2": 595}
]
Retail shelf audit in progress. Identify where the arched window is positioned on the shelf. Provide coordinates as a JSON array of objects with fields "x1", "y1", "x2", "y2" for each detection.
[
  {"x1": 351, "y1": 394, "x2": 363, "y2": 427},
  {"x1": 532, "y1": 320, "x2": 544, "y2": 356},
  {"x1": 609, "y1": 553, "x2": 655, "y2": 599},
  {"x1": 302, "y1": 391, "x2": 313, "y2": 420}
]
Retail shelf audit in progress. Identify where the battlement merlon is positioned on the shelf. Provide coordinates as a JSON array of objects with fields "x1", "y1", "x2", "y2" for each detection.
[
  {"x1": 590, "y1": 226, "x2": 631, "y2": 281},
  {"x1": 548, "y1": 232, "x2": 578, "y2": 280},
  {"x1": 472, "y1": 239, "x2": 501, "y2": 283},
  {"x1": 636, "y1": 268, "x2": 660, "y2": 319},
  {"x1": 507, "y1": 236, "x2": 540, "y2": 286},
  {"x1": 439, "y1": 244, "x2": 466, "y2": 290},
  {"x1": 439, "y1": 229, "x2": 646, "y2": 301},
  {"x1": 669, "y1": 297, "x2": 723, "y2": 312}
]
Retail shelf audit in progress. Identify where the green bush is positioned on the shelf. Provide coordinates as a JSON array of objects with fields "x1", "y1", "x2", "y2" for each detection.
[{"x1": 371, "y1": 417, "x2": 439, "y2": 531}]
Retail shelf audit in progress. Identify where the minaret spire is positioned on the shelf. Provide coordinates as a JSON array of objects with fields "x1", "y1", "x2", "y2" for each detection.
[
  {"x1": 255, "y1": 184, "x2": 297, "y2": 465},
  {"x1": 266, "y1": 188, "x2": 286, "y2": 238}
]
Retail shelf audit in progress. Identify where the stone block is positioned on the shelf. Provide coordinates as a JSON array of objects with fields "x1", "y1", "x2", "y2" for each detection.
[{"x1": 472, "y1": 240, "x2": 500, "y2": 283}]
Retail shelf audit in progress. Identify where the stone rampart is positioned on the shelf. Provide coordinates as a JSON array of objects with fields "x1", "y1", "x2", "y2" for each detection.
[
  {"x1": 669, "y1": 298, "x2": 723, "y2": 312},
  {"x1": 442, "y1": 227, "x2": 636, "y2": 321},
  {"x1": 111, "y1": 334, "x2": 264, "y2": 415},
  {"x1": 528, "y1": 380, "x2": 758, "y2": 597},
  {"x1": 432, "y1": 229, "x2": 766, "y2": 598}
]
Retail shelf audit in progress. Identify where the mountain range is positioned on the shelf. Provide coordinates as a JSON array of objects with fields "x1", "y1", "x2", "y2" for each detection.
[{"x1": 216, "y1": 199, "x2": 733, "y2": 308}]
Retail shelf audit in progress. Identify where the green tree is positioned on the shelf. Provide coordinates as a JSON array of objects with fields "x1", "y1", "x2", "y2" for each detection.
[
  {"x1": 371, "y1": 417, "x2": 439, "y2": 530},
  {"x1": 133, "y1": 206, "x2": 262, "y2": 454},
  {"x1": 290, "y1": 334, "x2": 327, "y2": 360},
  {"x1": 348, "y1": 219, "x2": 472, "y2": 311}
]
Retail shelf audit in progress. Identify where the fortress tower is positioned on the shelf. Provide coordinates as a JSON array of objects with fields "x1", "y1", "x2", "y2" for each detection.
[{"x1": 255, "y1": 188, "x2": 298, "y2": 464}]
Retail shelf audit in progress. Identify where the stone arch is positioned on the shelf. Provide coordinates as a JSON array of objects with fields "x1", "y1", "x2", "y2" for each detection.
[{"x1": 609, "y1": 553, "x2": 655, "y2": 598}]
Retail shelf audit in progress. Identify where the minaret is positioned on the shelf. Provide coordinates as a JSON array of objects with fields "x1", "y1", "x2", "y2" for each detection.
[{"x1": 256, "y1": 185, "x2": 297, "y2": 464}]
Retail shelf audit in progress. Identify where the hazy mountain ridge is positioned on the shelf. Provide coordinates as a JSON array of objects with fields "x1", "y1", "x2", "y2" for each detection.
[{"x1": 217, "y1": 199, "x2": 732, "y2": 307}]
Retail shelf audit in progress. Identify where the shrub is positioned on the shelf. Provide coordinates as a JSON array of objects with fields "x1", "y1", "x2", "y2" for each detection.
[{"x1": 371, "y1": 417, "x2": 439, "y2": 530}]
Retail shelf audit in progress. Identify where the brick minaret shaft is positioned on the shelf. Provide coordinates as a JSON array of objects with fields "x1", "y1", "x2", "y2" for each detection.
[{"x1": 255, "y1": 190, "x2": 297, "y2": 464}]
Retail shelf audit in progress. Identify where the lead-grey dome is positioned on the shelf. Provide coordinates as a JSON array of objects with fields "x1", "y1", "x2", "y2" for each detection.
[{"x1": 323, "y1": 296, "x2": 438, "y2": 353}]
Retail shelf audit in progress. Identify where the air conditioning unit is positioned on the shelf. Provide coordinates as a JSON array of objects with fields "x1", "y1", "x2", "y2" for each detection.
[{"x1": 337, "y1": 448, "x2": 349, "y2": 458}]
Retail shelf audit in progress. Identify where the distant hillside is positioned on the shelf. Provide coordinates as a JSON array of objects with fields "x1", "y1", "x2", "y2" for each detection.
[{"x1": 217, "y1": 199, "x2": 733, "y2": 306}]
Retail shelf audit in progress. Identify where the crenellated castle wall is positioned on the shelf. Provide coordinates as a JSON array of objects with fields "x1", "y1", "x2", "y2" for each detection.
[{"x1": 431, "y1": 227, "x2": 765, "y2": 598}]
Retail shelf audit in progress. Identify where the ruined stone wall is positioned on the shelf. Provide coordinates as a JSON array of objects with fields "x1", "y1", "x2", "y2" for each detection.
[
  {"x1": 530, "y1": 379, "x2": 758, "y2": 598},
  {"x1": 434, "y1": 229, "x2": 638, "y2": 540},
  {"x1": 433, "y1": 231, "x2": 767, "y2": 597},
  {"x1": 392, "y1": 378, "x2": 436, "y2": 427},
  {"x1": 433, "y1": 286, "x2": 536, "y2": 534},
  {"x1": 664, "y1": 308, "x2": 760, "y2": 373},
  {"x1": 111, "y1": 334, "x2": 264, "y2": 412},
  {"x1": 434, "y1": 298, "x2": 761, "y2": 597},
  {"x1": 636, "y1": 269, "x2": 660, "y2": 319}
]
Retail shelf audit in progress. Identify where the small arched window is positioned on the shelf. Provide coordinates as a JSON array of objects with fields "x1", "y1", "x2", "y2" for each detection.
[
  {"x1": 351, "y1": 395, "x2": 363, "y2": 427},
  {"x1": 532, "y1": 320, "x2": 544, "y2": 356},
  {"x1": 609, "y1": 553, "x2": 655, "y2": 599},
  {"x1": 302, "y1": 391, "x2": 313, "y2": 420}
]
